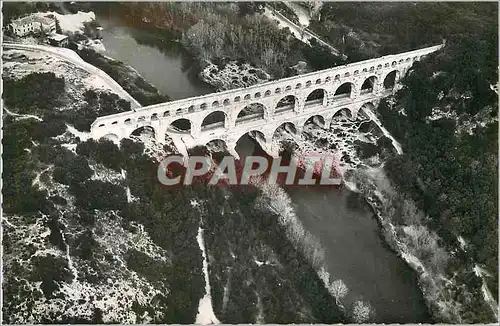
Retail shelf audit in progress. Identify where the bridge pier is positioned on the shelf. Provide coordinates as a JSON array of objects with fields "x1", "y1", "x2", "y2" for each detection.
[
  {"x1": 324, "y1": 119, "x2": 332, "y2": 130},
  {"x1": 295, "y1": 98, "x2": 306, "y2": 114},
  {"x1": 226, "y1": 140, "x2": 240, "y2": 161},
  {"x1": 350, "y1": 85, "x2": 360, "y2": 100},
  {"x1": 226, "y1": 115, "x2": 236, "y2": 129},
  {"x1": 259, "y1": 141, "x2": 277, "y2": 159},
  {"x1": 296, "y1": 125, "x2": 304, "y2": 135},
  {"x1": 267, "y1": 141, "x2": 281, "y2": 158},
  {"x1": 191, "y1": 123, "x2": 202, "y2": 139},
  {"x1": 325, "y1": 90, "x2": 337, "y2": 107},
  {"x1": 321, "y1": 93, "x2": 328, "y2": 106},
  {"x1": 156, "y1": 125, "x2": 168, "y2": 143}
]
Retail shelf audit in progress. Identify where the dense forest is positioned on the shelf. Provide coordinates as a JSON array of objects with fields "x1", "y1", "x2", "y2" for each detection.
[
  {"x1": 75, "y1": 48, "x2": 171, "y2": 106},
  {"x1": 2, "y1": 72, "x2": 130, "y2": 132},
  {"x1": 2, "y1": 1, "x2": 63, "y2": 22},
  {"x1": 314, "y1": 2, "x2": 498, "y2": 323},
  {"x1": 312, "y1": 2, "x2": 497, "y2": 61},
  {"x1": 3, "y1": 117, "x2": 346, "y2": 323},
  {"x1": 379, "y1": 34, "x2": 498, "y2": 321}
]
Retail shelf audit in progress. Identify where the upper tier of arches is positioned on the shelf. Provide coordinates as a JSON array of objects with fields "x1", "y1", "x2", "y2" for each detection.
[
  {"x1": 93, "y1": 44, "x2": 443, "y2": 131},
  {"x1": 94, "y1": 72, "x2": 399, "y2": 130}
]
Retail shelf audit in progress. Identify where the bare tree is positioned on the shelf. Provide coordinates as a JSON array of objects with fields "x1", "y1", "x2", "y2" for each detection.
[
  {"x1": 330, "y1": 279, "x2": 348, "y2": 300},
  {"x1": 261, "y1": 48, "x2": 275, "y2": 68},
  {"x1": 402, "y1": 198, "x2": 425, "y2": 225},
  {"x1": 308, "y1": 0, "x2": 323, "y2": 20},
  {"x1": 258, "y1": 183, "x2": 325, "y2": 268},
  {"x1": 402, "y1": 225, "x2": 449, "y2": 274},
  {"x1": 185, "y1": 21, "x2": 207, "y2": 54}
]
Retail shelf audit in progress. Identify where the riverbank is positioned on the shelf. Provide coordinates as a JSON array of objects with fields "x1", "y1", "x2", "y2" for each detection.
[
  {"x1": 91, "y1": 3, "x2": 347, "y2": 89},
  {"x1": 2, "y1": 46, "x2": 178, "y2": 324},
  {"x1": 257, "y1": 110, "x2": 433, "y2": 322},
  {"x1": 3, "y1": 10, "x2": 172, "y2": 108},
  {"x1": 75, "y1": 47, "x2": 171, "y2": 106},
  {"x1": 2, "y1": 42, "x2": 142, "y2": 110},
  {"x1": 347, "y1": 167, "x2": 460, "y2": 322},
  {"x1": 63, "y1": 13, "x2": 174, "y2": 106},
  {"x1": 200, "y1": 59, "x2": 271, "y2": 91},
  {"x1": 270, "y1": 108, "x2": 463, "y2": 323}
]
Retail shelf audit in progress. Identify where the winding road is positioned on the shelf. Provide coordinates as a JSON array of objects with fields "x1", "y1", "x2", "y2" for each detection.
[{"x1": 263, "y1": 6, "x2": 345, "y2": 58}]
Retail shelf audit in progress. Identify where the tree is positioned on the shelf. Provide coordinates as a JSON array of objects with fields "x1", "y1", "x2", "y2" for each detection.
[
  {"x1": 351, "y1": 300, "x2": 372, "y2": 323},
  {"x1": 30, "y1": 119, "x2": 67, "y2": 141},
  {"x1": 330, "y1": 279, "x2": 348, "y2": 301},
  {"x1": 76, "y1": 139, "x2": 123, "y2": 171},
  {"x1": 3, "y1": 73, "x2": 65, "y2": 114},
  {"x1": 401, "y1": 198, "x2": 425, "y2": 225},
  {"x1": 308, "y1": 0, "x2": 323, "y2": 20},
  {"x1": 52, "y1": 155, "x2": 93, "y2": 186},
  {"x1": 73, "y1": 180, "x2": 127, "y2": 211},
  {"x1": 317, "y1": 266, "x2": 330, "y2": 285}
]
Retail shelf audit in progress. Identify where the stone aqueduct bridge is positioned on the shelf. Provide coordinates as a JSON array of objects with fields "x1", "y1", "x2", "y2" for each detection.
[{"x1": 90, "y1": 44, "x2": 443, "y2": 154}]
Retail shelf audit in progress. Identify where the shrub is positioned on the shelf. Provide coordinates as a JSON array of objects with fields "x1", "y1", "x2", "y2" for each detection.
[
  {"x1": 30, "y1": 255, "x2": 73, "y2": 298},
  {"x1": 77, "y1": 139, "x2": 123, "y2": 171},
  {"x1": 29, "y1": 120, "x2": 67, "y2": 142},
  {"x1": 46, "y1": 214, "x2": 66, "y2": 251},
  {"x1": 74, "y1": 229, "x2": 97, "y2": 260},
  {"x1": 3, "y1": 73, "x2": 65, "y2": 114},
  {"x1": 52, "y1": 156, "x2": 93, "y2": 186},
  {"x1": 73, "y1": 180, "x2": 127, "y2": 211},
  {"x1": 121, "y1": 138, "x2": 145, "y2": 157}
]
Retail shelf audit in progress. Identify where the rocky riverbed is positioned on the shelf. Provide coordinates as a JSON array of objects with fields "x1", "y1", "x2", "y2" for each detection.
[{"x1": 200, "y1": 59, "x2": 271, "y2": 91}]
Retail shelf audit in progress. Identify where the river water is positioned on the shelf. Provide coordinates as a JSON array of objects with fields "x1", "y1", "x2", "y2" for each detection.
[
  {"x1": 96, "y1": 12, "x2": 214, "y2": 100},
  {"x1": 287, "y1": 186, "x2": 428, "y2": 322},
  {"x1": 95, "y1": 12, "x2": 431, "y2": 323}
]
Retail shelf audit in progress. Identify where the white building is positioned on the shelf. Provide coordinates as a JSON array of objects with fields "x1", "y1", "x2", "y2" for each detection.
[{"x1": 9, "y1": 14, "x2": 56, "y2": 37}]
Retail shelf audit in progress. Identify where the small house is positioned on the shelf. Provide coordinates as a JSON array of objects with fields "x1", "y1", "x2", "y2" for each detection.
[{"x1": 47, "y1": 33, "x2": 68, "y2": 47}]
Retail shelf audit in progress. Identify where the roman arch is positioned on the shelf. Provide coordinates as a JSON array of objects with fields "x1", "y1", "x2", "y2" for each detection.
[{"x1": 90, "y1": 44, "x2": 444, "y2": 155}]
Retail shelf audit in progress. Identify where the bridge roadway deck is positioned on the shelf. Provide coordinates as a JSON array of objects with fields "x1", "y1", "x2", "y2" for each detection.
[{"x1": 92, "y1": 43, "x2": 443, "y2": 122}]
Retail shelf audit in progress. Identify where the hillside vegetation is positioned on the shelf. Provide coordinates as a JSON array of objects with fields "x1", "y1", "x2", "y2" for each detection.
[
  {"x1": 381, "y1": 35, "x2": 497, "y2": 323},
  {"x1": 313, "y1": 2, "x2": 498, "y2": 323},
  {"x1": 2, "y1": 49, "x2": 345, "y2": 323},
  {"x1": 312, "y1": 2, "x2": 497, "y2": 61}
]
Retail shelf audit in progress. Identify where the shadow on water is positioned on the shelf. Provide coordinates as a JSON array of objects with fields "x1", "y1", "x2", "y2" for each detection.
[
  {"x1": 346, "y1": 190, "x2": 371, "y2": 213},
  {"x1": 125, "y1": 27, "x2": 192, "y2": 71}
]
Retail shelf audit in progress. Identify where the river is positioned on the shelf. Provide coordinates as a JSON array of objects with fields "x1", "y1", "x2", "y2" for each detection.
[
  {"x1": 287, "y1": 186, "x2": 428, "y2": 322},
  {"x1": 95, "y1": 11, "x2": 431, "y2": 324},
  {"x1": 95, "y1": 11, "x2": 214, "y2": 100},
  {"x1": 235, "y1": 138, "x2": 430, "y2": 323}
]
